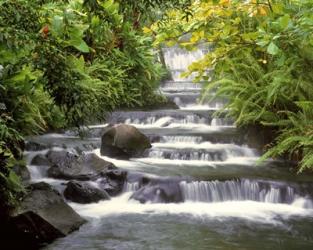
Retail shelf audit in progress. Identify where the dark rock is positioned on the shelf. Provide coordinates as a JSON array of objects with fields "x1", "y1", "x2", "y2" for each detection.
[
  {"x1": 12, "y1": 163, "x2": 30, "y2": 182},
  {"x1": 130, "y1": 178, "x2": 183, "y2": 204},
  {"x1": 64, "y1": 181, "x2": 110, "y2": 204},
  {"x1": 97, "y1": 178, "x2": 122, "y2": 196},
  {"x1": 47, "y1": 150, "x2": 116, "y2": 180},
  {"x1": 10, "y1": 182, "x2": 86, "y2": 248},
  {"x1": 102, "y1": 169, "x2": 127, "y2": 182},
  {"x1": 97, "y1": 169, "x2": 127, "y2": 196},
  {"x1": 9, "y1": 211, "x2": 64, "y2": 249},
  {"x1": 30, "y1": 154, "x2": 51, "y2": 166},
  {"x1": 25, "y1": 141, "x2": 48, "y2": 151},
  {"x1": 100, "y1": 124, "x2": 151, "y2": 159},
  {"x1": 241, "y1": 124, "x2": 277, "y2": 153}
]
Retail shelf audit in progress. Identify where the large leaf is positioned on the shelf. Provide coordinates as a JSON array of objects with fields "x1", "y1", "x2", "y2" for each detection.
[
  {"x1": 267, "y1": 42, "x2": 280, "y2": 55},
  {"x1": 68, "y1": 39, "x2": 90, "y2": 53}
]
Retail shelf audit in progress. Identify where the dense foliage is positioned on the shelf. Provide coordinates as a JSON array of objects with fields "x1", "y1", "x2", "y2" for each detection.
[
  {"x1": 149, "y1": 0, "x2": 313, "y2": 172},
  {"x1": 0, "y1": 0, "x2": 171, "y2": 215}
]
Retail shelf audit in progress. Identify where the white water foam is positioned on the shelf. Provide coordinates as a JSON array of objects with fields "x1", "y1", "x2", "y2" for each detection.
[
  {"x1": 125, "y1": 115, "x2": 207, "y2": 126},
  {"x1": 27, "y1": 165, "x2": 49, "y2": 180},
  {"x1": 133, "y1": 123, "x2": 235, "y2": 132},
  {"x1": 69, "y1": 192, "x2": 313, "y2": 224},
  {"x1": 152, "y1": 142, "x2": 256, "y2": 157},
  {"x1": 94, "y1": 149, "x2": 258, "y2": 171},
  {"x1": 131, "y1": 157, "x2": 260, "y2": 168},
  {"x1": 161, "y1": 136, "x2": 203, "y2": 144}
]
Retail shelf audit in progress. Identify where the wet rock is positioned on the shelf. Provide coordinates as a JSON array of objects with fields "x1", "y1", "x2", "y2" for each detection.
[
  {"x1": 95, "y1": 169, "x2": 127, "y2": 196},
  {"x1": 103, "y1": 169, "x2": 127, "y2": 182},
  {"x1": 8, "y1": 211, "x2": 64, "y2": 249},
  {"x1": 10, "y1": 182, "x2": 85, "y2": 248},
  {"x1": 25, "y1": 141, "x2": 48, "y2": 151},
  {"x1": 64, "y1": 181, "x2": 110, "y2": 204},
  {"x1": 47, "y1": 150, "x2": 116, "y2": 180},
  {"x1": 100, "y1": 124, "x2": 151, "y2": 159},
  {"x1": 30, "y1": 154, "x2": 51, "y2": 166},
  {"x1": 130, "y1": 178, "x2": 183, "y2": 204},
  {"x1": 12, "y1": 163, "x2": 30, "y2": 182},
  {"x1": 46, "y1": 149, "x2": 79, "y2": 164},
  {"x1": 241, "y1": 125, "x2": 277, "y2": 153},
  {"x1": 97, "y1": 178, "x2": 122, "y2": 196}
]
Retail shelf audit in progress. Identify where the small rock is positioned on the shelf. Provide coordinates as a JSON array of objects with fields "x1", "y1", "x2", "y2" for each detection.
[
  {"x1": 30, "y1": 154, "x2": 51, "y2": 166},
  {"x1": 64, "y1": 181, "x2": 110, "y2": 204}
]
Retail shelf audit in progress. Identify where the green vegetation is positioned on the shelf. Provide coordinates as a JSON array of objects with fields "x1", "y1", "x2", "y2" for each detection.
[
  {"x1": 149, "y1": 0, "x2": 313, "y2": 172},
  {"x1": 0, "y1": 0, "x2": 191, "y2": 215}
]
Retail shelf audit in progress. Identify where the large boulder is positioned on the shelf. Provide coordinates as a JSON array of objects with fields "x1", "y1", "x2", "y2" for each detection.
[
  {"x1": 47, "y1": 150, "x2": 116, "y2": 180},
  {"x1": 100, "y1": 124, "x2": 151, "y2": 159},
  {"x1": 130, "y1": 178, "x2": 183, "y2": 204},
  {"x1": 8, "y1": 211, "x2": 64, "y2": 249},
  {"x1": 64, "y1": 181, "x2": 110, "y2": 204},
  {"x1": 10, "y1": 182, "x2": 86, "y2": 248}
]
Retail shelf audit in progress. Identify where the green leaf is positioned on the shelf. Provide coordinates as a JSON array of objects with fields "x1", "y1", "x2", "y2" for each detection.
[
  {"x1": 272, "y1": 3, "x2": 284, "y2": 14},
  {"x1": 279, "y1": 15, "x2": 290, "y2": 30},
  {"x1": 256, "y1": 40, "x2": 269, "y2": 47},
  {"x1": 68, "y1": 39, "x2": 90, "y2": 53},
  {"x1": 51, "y1": 15, "x2": 64, "y2": 35},
  {"x1": 267, "y1": 42, "x2": 280, "y2": 55}
]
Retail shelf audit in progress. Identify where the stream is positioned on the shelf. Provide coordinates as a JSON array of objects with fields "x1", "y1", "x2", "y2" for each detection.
[{"x1": 26, "y1": 47, "x2": 313, "y2": 249}]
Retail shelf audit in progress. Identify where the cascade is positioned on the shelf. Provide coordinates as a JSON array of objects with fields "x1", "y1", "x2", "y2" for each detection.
[
  {"x1": 180, "y1": 179, "x2": 306, "y2": 204},
  {"x1": 25, "y1": 46, "x2": 313, "y2": 249}
]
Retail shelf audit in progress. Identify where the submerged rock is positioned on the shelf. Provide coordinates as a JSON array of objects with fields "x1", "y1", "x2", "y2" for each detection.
[
  {"x1": 47, "y1": 150, "x2": 116, "y2": 180},
  {"x1": 64, "y1": 181, "x2": 110, "y2": 204},
  {"x1": 10, "y1": 182, "x2": 85, "y2": 248},
  {"x1": 98, "y1": 169, "x2": 128, "y2": 196},
  {"x1": 100, "y1": 124, "x2": 151, "y2": 159},
  {"x1": 130, "y1": 178, "x2": 183, "y2": 204}
]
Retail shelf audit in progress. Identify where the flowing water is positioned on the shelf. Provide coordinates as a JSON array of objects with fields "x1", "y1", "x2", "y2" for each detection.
[{"x1": 27, "y1": 47, "x2": 313, "y2": 249}]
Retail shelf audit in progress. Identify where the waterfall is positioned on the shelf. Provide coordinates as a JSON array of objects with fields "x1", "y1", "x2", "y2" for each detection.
[
  {"x1": 180, "y1": 179, "x2": 305, "y2": 204},
  {"x1": 162, "y1": 46, "x2": 209, "y2": 82},
  {"x1": 123, "y1": 182, "x2": 140, "y2": 192}
]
